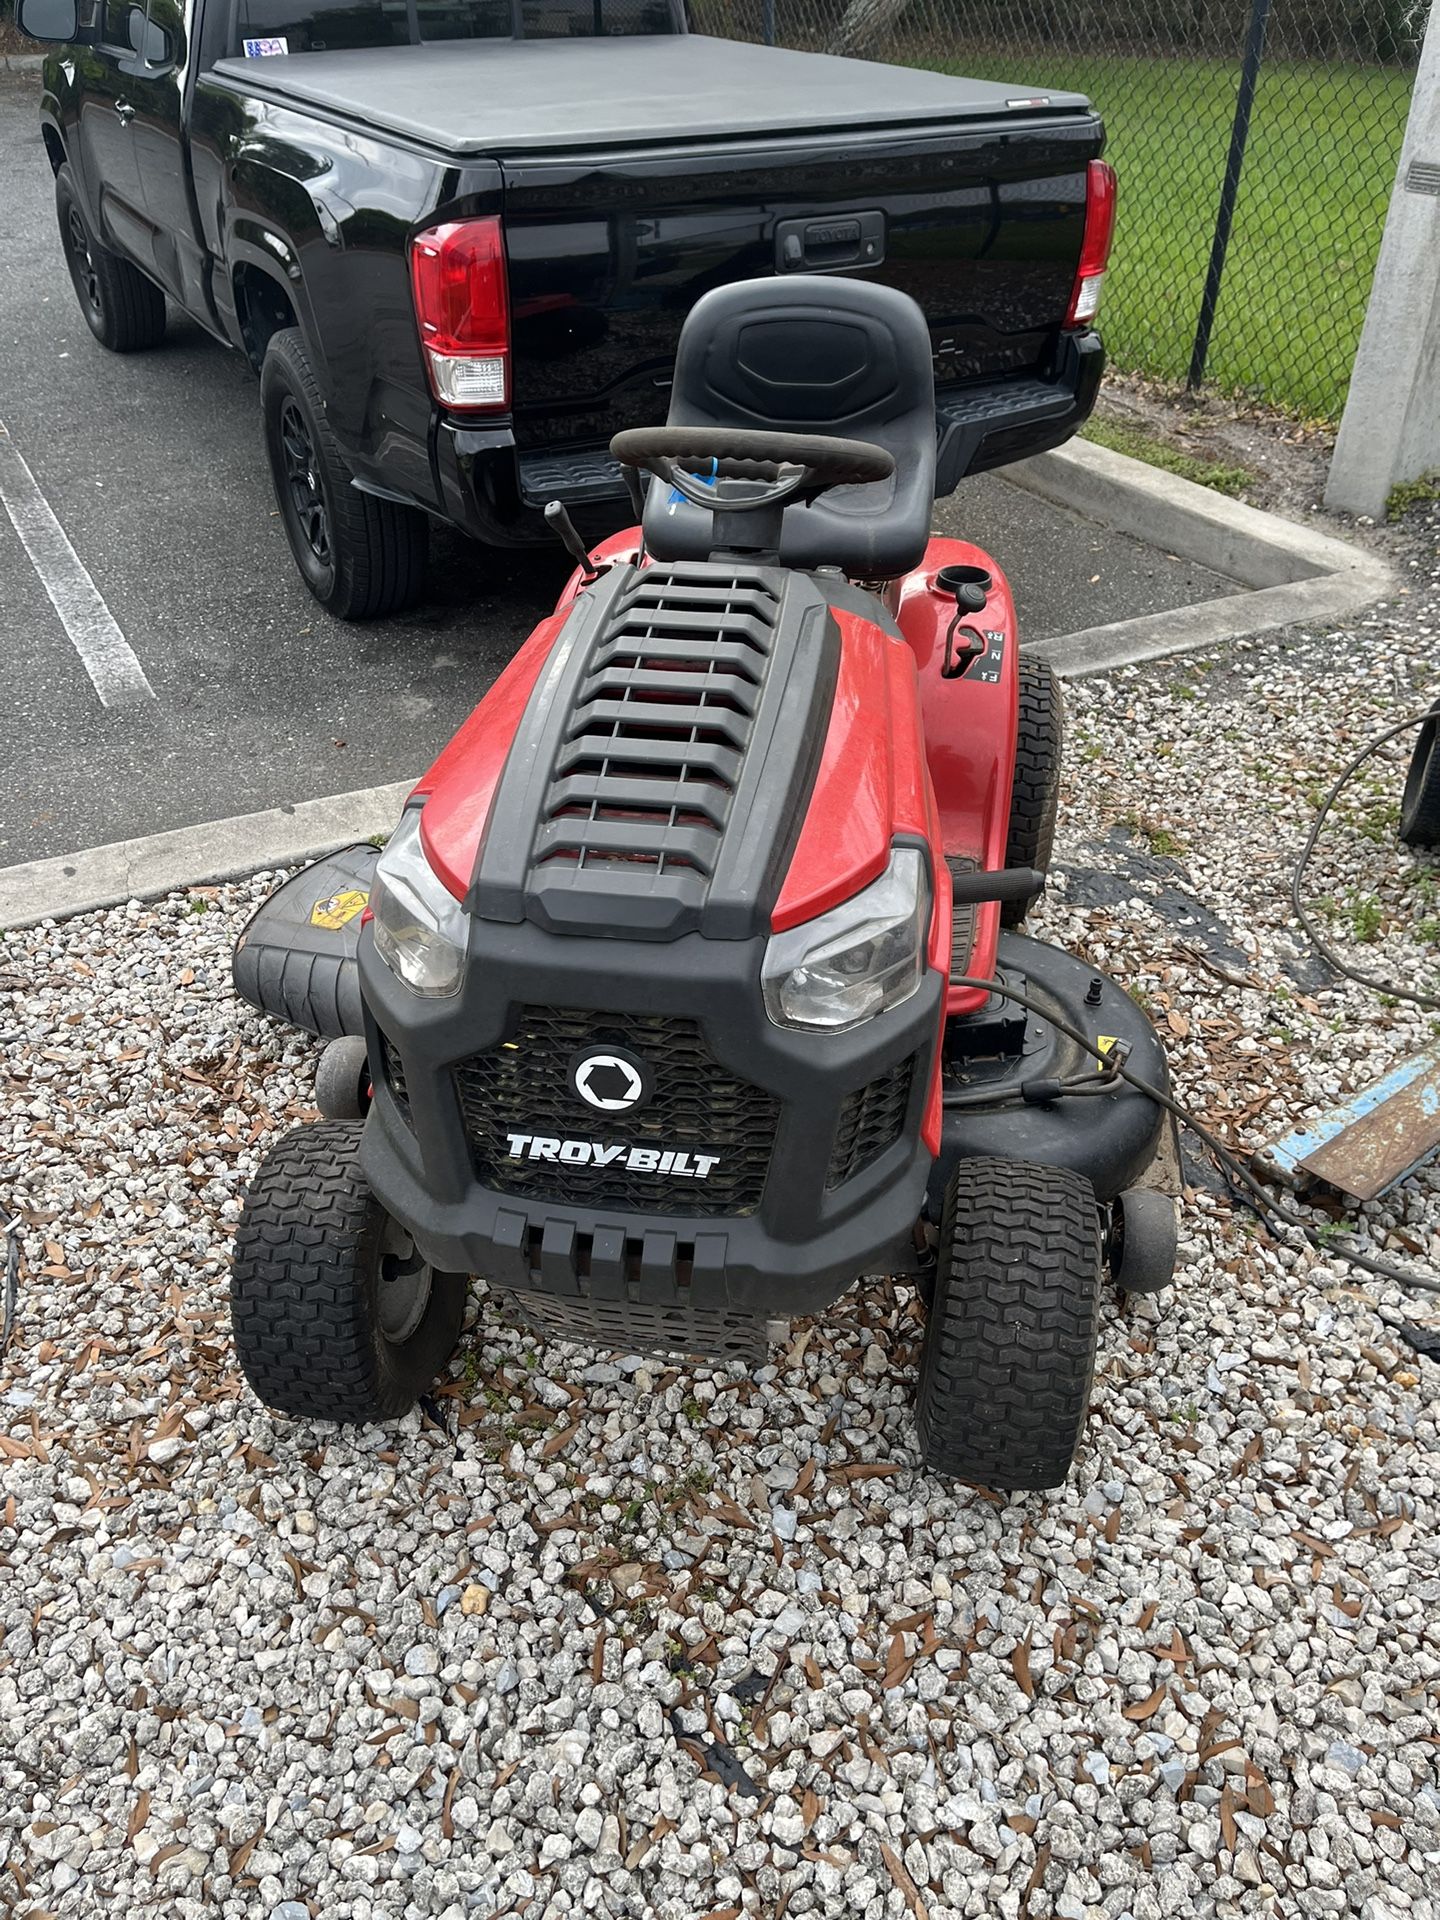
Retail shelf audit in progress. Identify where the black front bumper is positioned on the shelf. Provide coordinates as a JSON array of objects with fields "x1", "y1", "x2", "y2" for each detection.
[{"x1": 358, "y1": 920, "x2": 942, "y2": 1328}]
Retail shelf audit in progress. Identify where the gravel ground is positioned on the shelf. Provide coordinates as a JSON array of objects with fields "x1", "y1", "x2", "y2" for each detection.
[{"x1": 3, "y1": 504, "x2": 1440, "y2": 1919}]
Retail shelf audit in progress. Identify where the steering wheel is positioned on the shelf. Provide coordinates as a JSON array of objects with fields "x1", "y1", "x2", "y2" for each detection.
[{"x1": 610, "y1": 426, "x2": 895, "y2": 515}]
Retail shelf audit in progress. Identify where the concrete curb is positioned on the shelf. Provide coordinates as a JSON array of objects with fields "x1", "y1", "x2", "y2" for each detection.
[
  {"x1": 0, "y1": 441, "x2": 1397, "y2": 928},
  {"x1": 1, "y1": 53, "x2": 46, "y2": 71},
  {"x1": 0, "y1": 779, "x2": 413, "y2": 931},
  {"x1": 1006, "y1": 438, "x2": 1395, "y2": 676}
]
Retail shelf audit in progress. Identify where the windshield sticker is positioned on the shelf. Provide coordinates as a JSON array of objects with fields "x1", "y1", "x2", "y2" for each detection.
[{"x1": 243, "y1": 35, "x2": 289, "y2": 55}]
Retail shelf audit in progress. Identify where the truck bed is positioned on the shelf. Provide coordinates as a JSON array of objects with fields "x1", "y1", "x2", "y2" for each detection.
[{"x1": 209, "y1": 33, "x2": 1090, "y2": 156}]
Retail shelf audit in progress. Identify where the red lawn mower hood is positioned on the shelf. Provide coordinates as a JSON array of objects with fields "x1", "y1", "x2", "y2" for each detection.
[{"x1": 412, "y1": 558, "x2": 947, "y2": 955}]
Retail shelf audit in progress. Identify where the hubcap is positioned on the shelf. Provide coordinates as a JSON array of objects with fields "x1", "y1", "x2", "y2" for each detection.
[
  {"x1": 278, "y1": 397, "x2": 331, "y2": 567},
  {"x1": 67, "y1": 207, "x2": 101, "y2": 317},
  {"x1": 377, "y1": 1214, "x2": 433, "y2": 1345}
]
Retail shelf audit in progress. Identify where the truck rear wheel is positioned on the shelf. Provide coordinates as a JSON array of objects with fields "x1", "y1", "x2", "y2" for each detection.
[
  {"x1": 914, "y1": 1156, "x2": 1100, "y2": 1489},
  {"x1": 261, "y1": 328, "x2": 428, "y2": 620},
  {"x1": 56, "y1": 166, "x2": 166, "y2": 354},
  {"x1": 230, "y1": 1121, "x2": 466, "y2": 1423},
  {"x1": 1002, "y1": 658, "x2": 1063, "y2": 927}
]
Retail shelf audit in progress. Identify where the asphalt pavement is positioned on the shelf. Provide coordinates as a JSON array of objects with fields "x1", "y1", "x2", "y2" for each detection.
[{"x1": 0, "y1": 69, "x2": 1233, "y2": 867}]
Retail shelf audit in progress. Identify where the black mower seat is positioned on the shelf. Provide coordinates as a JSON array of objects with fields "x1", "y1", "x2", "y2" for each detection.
[{"x1": 642, "y1": 276, "x2": 937, "y2": 579}]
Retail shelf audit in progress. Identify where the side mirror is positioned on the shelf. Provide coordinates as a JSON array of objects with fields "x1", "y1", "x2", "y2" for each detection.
[{"x1": 16, "y1": 0, "x2": 79, "y2": 39}]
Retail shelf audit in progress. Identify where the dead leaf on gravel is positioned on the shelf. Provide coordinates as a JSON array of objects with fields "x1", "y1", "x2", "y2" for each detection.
[
  {"x1": 126, "y1": 1791, "x2": 151, "y2": 1843},
  {"x1": 1011, "y1": 1638, "x2": 1035, "y2": 1699},
  {"x1": 540, "y1": 1421, "x2": 579, "y2": 1459},
  {"x1": 880, "y1": 1840, "x2": 929, "y2": 1919},
  {"x1": 228, "y1": 1827, "x2": 262, "y2": 1874},
  {"x1": 1124, "y1": 1684, "x2": 1168, "y2": 1721}
]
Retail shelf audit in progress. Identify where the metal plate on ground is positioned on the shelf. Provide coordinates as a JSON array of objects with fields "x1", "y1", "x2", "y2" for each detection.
[{"x1": 1260, "y1": 1049, "x2": 1440, "y2": 1204}]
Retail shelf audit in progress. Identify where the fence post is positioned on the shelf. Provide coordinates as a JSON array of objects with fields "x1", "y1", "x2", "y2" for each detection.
[
  {"x1": 1187, "y1": 0, "x2": 1274, "y2": 391},
  {"x1": 1326, "y1": 7, "x2": 1440, "y2": 518},
  {"x1": 762, "y1": 0, "x2": 775, "y2": 45}
]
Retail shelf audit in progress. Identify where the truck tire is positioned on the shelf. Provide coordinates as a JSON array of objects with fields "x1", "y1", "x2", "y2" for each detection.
[
  {"x1": 914, "y1": 1156, "x2": 1100, "y2": 1489},
  {"x1": 230, "y1": 1121, "x2": 466, "y2": 1423},
  {"x1": 260, "y1": 328, "x2": 428, "y2": 620},
  {"x1": 1399, "y1": 706, "x2": 1440, "y2": 849},
  {"x1": 1002, "y1": 658, "x2": 1063, "y2": 928},
  {"x1": 56, "y1": 165, "x2": 166, "y2": 354}
]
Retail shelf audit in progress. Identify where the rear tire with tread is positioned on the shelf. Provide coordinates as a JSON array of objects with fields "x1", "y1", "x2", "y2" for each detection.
[
  {"x1": 230, "y1": 1121, "x2": 465, "y2": 1423},
  {"x1": 915, "y1": 1156, "x2": 1101, "y2": 1489},
  {"x1": 56, "y1": 164, "x2": 166, "y2": 353},
  {"x1": 261, "y1": 327, "x2": 428, "y2": 620},
  {"x1": 1002, "y1": 657, "x2": 1063, "y2": 927}
]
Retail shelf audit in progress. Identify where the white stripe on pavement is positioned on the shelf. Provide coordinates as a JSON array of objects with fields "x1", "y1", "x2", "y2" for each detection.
[{"x1": 0, "y1": 419, "x2": 155, "y2": 707}]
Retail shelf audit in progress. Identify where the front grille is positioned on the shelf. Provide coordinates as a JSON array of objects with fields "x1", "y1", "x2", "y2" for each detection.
[
  {"x1": 532, "y1": 565, "x2": 783, "y2": 903},
  {"x1": 504, "y1": 1284, "x2": 776, "y2": 1364},
  {"x1": 826, "y1": 1056, "x2": 915, "y2": 1189},
  {"x1": 378, "y1": 1031, "x2": 410, "y2": 1119},
  {"x1": 453, "y1": 1007, "x2": 778, "y2": 1216}
]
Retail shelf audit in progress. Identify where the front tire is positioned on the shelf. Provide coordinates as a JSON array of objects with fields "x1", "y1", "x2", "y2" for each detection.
[
  {"x1": 260, "y1": 327, "x2": 428, "y2": 619},
  {"x1": 230, "y1": 1121, "x2": 466, "y2": 1423},
  {"x1": 56, "y1": 165, "x2": 166, "y2": 354},
  {"x1": 914, "y1": 1157, "x2": 1101, "y2": 1489},
  {"x1": 1002, "y1": 658, "x2": 1064, "y2": 928}
]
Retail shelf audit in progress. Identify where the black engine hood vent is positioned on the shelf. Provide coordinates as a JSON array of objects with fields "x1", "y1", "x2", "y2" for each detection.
[{"x1": 469, "y1": 560, "x2": 840, "y2": 941}]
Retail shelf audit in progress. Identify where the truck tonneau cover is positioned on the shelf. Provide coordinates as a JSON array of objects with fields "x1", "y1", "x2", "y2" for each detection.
[{"x1": 209, "y1": 34, "x2": 1090, "y2": 156}]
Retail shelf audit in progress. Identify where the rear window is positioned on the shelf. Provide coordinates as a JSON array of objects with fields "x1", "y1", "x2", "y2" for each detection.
[{"x1": 229, "y1": 0, "x2": 678, "y2": 55}]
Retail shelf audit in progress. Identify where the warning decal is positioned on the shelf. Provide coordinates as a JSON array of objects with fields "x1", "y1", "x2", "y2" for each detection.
[{"x1": 310, "y1": 889, "x2": 368, "y2": 930}]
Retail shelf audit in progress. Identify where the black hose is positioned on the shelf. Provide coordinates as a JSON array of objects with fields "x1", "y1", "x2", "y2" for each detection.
[
  {"x1": 950, "y1": 972, "x2": 1440, "y2": 1299},
  {"x1": 1290, "y1": 706, "x2": 1440, "y2": 1010}
]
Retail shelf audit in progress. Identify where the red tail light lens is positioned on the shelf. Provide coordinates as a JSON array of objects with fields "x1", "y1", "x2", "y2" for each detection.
[
  {"x1": 1065, "y1": 160, "x2": 1117, "y2": 328},
  {"x1": 410, "y1": 217, "x2": 510, "y2": 410}
]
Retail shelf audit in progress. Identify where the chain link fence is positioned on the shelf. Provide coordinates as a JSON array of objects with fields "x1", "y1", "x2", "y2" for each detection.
[{"x1": 690, "y1": 0, "x2": 1429, "y2": 420}]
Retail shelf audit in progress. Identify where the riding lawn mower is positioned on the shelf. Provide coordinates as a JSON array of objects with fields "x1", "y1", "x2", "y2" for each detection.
[{"x1": 229, "y1": 277, "x2": 1178, "y2": 1490}]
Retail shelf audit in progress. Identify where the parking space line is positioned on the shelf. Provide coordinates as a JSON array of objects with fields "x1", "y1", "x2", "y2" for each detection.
[{"x1": 0, "y1": 420, "x2": 155, "y2": 708}]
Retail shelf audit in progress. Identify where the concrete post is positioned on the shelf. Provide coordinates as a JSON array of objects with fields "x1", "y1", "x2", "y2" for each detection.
[{"x1": 1325, "y1": 9, "x2": 1440, "y2": 519}]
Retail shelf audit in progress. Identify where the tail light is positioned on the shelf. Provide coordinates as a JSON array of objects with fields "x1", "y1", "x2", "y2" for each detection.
[
  {"x1": 410, "y1": 217, "x2": 510, "y2": 410},
  {"x1": 1065, "y1": 160, "x2": 1117, "y2": 328}
]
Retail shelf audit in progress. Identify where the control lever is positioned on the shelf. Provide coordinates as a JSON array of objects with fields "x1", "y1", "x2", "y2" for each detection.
[
  {"x1": 544, "y1": 500, "x2": 597, "y2": 579},
  {"x1": 949, "y1": 867, "x2": 1045, "y2": 905},
  {"x1": 935, "y1": 562, "x2": 993, "y2": 678}
]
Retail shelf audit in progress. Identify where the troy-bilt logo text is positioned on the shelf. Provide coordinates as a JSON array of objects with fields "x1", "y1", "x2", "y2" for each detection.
[{"x1": 504, "y1": 1134, "x2": 721, "y2": 1180}]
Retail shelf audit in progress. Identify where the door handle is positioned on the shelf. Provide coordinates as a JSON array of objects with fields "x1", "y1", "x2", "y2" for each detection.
[
  {"x1": 775, "y1": 209, "x2": 885, "y2": 273},
  {"x1": 114, "y1": 101, "x2": 136, "y2": 123}
]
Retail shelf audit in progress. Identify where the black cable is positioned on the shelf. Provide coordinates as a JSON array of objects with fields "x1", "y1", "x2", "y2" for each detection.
[
  {"x1": 951, "y1": 972, "x2": 1440, "y2": 1298},
  {"x1": 1290, "y1": 704, "x2": 1440, "y2": 1010}
]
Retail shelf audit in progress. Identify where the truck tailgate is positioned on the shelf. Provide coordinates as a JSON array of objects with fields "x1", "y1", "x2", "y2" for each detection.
[{"x1": 503, "y1": 113, "x2": 1104, "y2": 458}]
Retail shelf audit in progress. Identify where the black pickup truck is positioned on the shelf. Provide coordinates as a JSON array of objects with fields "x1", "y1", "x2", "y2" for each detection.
[{"x1": 21, "y1": 0, "x2": 1114, "y2": 618}]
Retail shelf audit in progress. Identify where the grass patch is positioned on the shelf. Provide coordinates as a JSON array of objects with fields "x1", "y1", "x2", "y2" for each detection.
[
  {"x1": 1387, "y1": 472, "x2": 1440, "y2": 521},
  {"x1": 913, "y1": 48, "x2": 1411, "y2": 419},
  {"x1": 1347, "y1": 897, "x2": 1383, "y2": 944},
  {"x1": 1082, "y1": 415, "x2": 1254, "y2": 496}
]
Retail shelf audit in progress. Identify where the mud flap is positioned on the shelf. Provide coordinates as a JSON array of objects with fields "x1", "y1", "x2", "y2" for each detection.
[{"x1": 231, "y1": 843, "x2": 380, "y2": 1038}]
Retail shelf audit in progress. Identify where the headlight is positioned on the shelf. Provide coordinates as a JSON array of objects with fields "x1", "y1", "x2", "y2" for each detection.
[
  {"x1": 762, "y1": 846, "x2": 930, "y2": 1032},
  {"x1": 370, "y1": 808, "x2": 468, "y2": 997}
]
